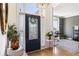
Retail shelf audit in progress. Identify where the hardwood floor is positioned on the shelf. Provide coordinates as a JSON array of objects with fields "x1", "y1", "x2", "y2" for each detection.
[
  {"x1": 28, "y1": 48, "x2": 53, "y2": 56},
  {"x1": 28, "y1": 47, "x2": 79, "y2": 56}
]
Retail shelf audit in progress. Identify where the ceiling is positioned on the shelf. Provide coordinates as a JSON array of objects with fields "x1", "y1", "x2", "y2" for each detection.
[{"x1": 53, "y1": 3, "x2": 79, "y2": 18}]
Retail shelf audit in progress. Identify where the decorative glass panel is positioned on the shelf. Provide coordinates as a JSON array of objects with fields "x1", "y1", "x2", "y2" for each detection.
[
  {"x1": 29, "y1": 17, "x2": 38, "y2": 40},
  {"x1": 24, "y1": 3, "x2": 39, "y2": 14}
]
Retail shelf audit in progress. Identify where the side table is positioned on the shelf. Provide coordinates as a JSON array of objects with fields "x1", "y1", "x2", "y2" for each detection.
[{"x1": 46, "y1": 40, "x2": 53, "y2": 48}]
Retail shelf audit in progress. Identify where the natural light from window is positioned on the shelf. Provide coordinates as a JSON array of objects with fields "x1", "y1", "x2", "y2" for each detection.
[{"x1": 24, "y1": 3, "x2": 39, "y2": 14}]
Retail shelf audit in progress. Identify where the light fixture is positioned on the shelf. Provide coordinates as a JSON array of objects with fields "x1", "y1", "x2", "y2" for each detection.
[
  {"x1": 38, "y1": 3, "x2": 49, "y2": 8},
  {"x1": 52, "y1": 3, "x2": 61, "y2": 8}
]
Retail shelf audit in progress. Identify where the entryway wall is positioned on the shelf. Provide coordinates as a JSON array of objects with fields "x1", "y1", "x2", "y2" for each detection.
[
  {"x1": 8, "y1": 3, "x2": 53, "y2": 50},
  {"x1": 0, "y1": 3, "x2": 18, "y2": 56},
  {"x1": 38, "y1": 4, "x2": 53, "y2": 49}
]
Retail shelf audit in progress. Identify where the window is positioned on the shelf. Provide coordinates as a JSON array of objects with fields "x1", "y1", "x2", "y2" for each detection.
[
  {"x1": 24, "y1": 3, "x2": 39, "y2": 14},
  {"x1": 53, "y1": 16, "x2": 60, "y2": 33},
  {"x1": 19, "y1": 3, "x2": 39, "y2": 14}
]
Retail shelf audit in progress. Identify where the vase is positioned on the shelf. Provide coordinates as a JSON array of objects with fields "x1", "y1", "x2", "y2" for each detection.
[{"x1": 11, "y1": 37, "x2": 19, "y2": 50}]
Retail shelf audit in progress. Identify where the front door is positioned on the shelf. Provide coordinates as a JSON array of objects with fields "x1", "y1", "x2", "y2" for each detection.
[{"x1": 25, "y1": 14, "x2": 40, "y2": 52}]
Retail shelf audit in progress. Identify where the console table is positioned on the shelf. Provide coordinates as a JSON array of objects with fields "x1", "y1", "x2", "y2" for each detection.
[{"x1": 46, "y1": 40, "x2": 53, "y2": 48}]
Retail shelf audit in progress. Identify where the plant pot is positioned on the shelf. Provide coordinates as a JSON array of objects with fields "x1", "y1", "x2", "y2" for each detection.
[{"x1": 11, "y1": 37, "x2": 19, "y2": 50}]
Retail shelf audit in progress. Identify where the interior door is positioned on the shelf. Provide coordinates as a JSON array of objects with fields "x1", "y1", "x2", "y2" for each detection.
[{"x1": 25, "y1": 14, "x2": 40, "y2": 52}]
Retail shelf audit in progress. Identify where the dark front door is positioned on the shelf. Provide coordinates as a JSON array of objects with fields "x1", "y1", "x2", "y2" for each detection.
[{"x1": 25, "y1": 14, "x2": 40, "y2": 52}]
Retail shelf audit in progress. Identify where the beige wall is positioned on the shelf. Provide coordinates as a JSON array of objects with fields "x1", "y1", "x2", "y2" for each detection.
[
  {"x1": 46, "y1": 4, "x2": 53, "y2": 32},
  {"x1": 38, "y1": 4, "x2": 53, "y2": 49},
  {"x1": 8, "y1": 3, "x2": 17, "y2": 25},
  {"x1": 45, "y1": 4, "x2": 53, "y2": 48},
  {"x1": 0, "y1": 4, "x2": 16, "y2": 56}
]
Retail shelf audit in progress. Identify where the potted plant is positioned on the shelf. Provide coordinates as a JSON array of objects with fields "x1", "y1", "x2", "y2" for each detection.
[
  {"x1": 7, "y1": 25, "x2": 19, "y2": 50},
  {"x1": 46, "y1": 31, "x2": 53, "y2": 40}
]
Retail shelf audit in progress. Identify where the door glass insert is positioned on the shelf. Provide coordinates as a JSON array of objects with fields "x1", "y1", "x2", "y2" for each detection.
[{"x1": 29, "y1": 17, "x2": 38, "y2": 40}]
